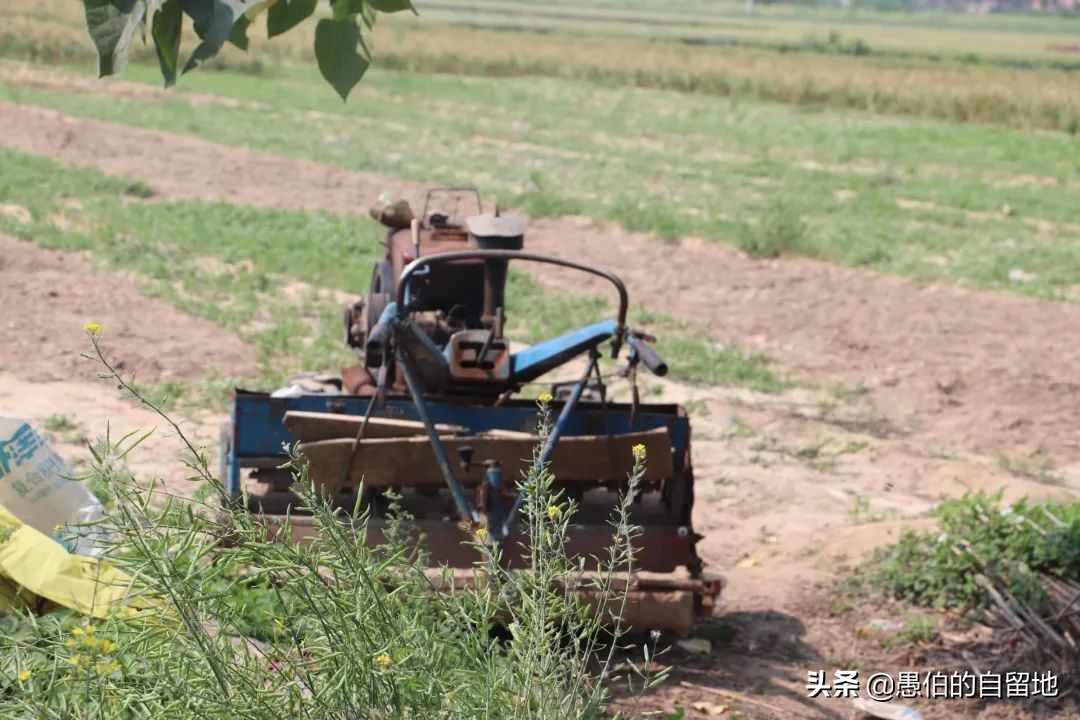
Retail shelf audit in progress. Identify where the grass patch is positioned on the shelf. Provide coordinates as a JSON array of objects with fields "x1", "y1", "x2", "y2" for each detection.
[
  {"x1": 0, "y1": 147, "x2": 767, "y2": 400},
  {"x1": 636, "y1": 309, "x2": 784, "y2": 391},
  {"x1": 881, "y1": 616, "x2": 937, "y2": 649},
  {"x1": 661, "y1": 338, "x2": 782, "y2": 393},
  {"x1": 0, "y1": 59, "x2": 1076, "y2": 302},
  {"x1": 43, "y1": 413, "x2": 78, "y2": 433},
  {"x1": 736, "y1": 199, "x2": 808, "y2": 259},
  {"x1": 0, "y1": 150, "x2": 371, "y2": 395}
]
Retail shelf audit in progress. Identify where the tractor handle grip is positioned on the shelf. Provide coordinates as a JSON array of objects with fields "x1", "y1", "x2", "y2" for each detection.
[{"x1": 629, "y1": 336, "x2": 668, "y2": 377}]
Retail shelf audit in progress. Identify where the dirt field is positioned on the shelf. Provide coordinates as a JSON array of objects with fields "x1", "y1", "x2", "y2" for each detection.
[
  {"x1": 0, "y1": 232, "x2": 255, "y2": 488},
  {"x1": 1, "y1": 99, "x2": 1077, "y2": 718}
]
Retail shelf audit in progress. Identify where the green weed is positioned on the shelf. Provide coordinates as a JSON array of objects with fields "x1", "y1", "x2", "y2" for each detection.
[
  {"x1": 0, "y1": 336, "x2": 667, "y2": 718},
  {"x1": 658, "y1": 337, "x2": 782, "y2": 393},
  {"x1": 998, "y1": 450, "x2": 1065, "y2": 487},
  {"x1": 881, "y1": 616, "x2": 937, "y2": 648},
  {"x1": 43, "y1": 413, "x2": 78, "y2": 433},
  {"x1": 737, "y1": 199, "x2": 809, "y2": 259},
  {"x1": 869, "y1": 491, "x2": 1080, "y2": 612},
  {"x1": 831, "y1": 382, "x2": 870, "y2": 401}
]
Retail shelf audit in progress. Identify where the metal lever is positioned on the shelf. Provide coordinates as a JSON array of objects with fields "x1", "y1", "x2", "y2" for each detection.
[
  {"x1": 628, "y1": 335, "x2": 668, "y2": 377},
  {"x1": 502, "y1": 348, "x2": 600, "y2": 537},
  {"x1": 397, "y1": 354, "x2": 479, "y2": 524}
]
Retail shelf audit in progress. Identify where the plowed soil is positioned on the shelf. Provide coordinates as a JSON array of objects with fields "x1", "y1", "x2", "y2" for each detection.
[
  {"x1": 1, "y1": 96, "x2": 1077, "y2": 719},
  {"x1": 0, "y1": 232, "x2": 256, "y2": 489}
]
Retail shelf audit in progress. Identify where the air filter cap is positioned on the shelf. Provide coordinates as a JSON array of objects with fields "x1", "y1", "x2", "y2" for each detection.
[{"x1": 466, "y1": 214, "x2": 525, "y2": 250}]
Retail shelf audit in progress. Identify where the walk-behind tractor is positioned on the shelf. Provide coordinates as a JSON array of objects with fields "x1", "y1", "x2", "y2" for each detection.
[{"x1": 220, "y1": 189, "x2": 721, "y2": 635}]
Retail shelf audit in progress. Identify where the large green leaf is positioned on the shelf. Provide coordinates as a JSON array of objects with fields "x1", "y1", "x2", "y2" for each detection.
[
  {"x1": 314, "y1": 17, "x2": 370, "y2": 101},
  {"x1": 151, "y1": 0, "x2": 183, "y2": 86},
  {"x1": 228, "y1": 15, "x2": 252, "y2": 50},
  {"x1": 83, "y1": 0, "x2": 147, "y2": 76},
  {"x1": 267, "y1": 0, "x2": 317, "y2": 38},
  {"x1": 179, "y1": 0, "x2": 252, "y2": 72}
]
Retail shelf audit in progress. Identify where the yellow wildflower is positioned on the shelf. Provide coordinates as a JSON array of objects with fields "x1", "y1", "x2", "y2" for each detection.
[
  {"x1": 95, "y1": 660, "x2": 120, "y2": 675},
  {"x1": 375, "y1": 653, "x2": 393, "y2": 668},
  {"x1": 71, "y1": 627, "x2": 84, "y2": 637},
  {"x1": 84, "y1": 625, "x2": 96, "y2": 635},
  {"x1": 631, "y1": 443, "x2": 647, "y2": 461},
  {"x1": 84, "y1": 322, "x2": 103, "y2": 336},
  {"x1": 547, "y1": 505, "x2": 561, "y2": 518},
  {"x1": 99, "y1": 639, "x2": 116, "y2": 655},
  {"x1": 64, "y1": 639, "x2": 77, "y2": 649},
  {"x1": 537, "y1": 392, "x2": 553, "y2": 404},
  {"x1": 17, "y1": 670, "x2": 31, "y2": 682},
  {"x1": 68, "y1": 655, "x2": 82, "y2": 666},
  {"x1": 475, "y1": 527, "x2": 488, "y2": 540},
  {"x1": 81, "y1": 636, "x2": 99, "y2": 650}
]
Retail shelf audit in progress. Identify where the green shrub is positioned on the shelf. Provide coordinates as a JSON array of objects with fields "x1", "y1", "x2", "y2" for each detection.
[
  {"x1": 870, "y1": 491, "x2": 1080, "y2": 612},
  {"x1": 798, "y1": 31, "x2": 873, "y2": 57}
]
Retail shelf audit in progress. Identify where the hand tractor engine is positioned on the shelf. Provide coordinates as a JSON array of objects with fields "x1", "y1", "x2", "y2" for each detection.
[{"x1": 221, "y1": 188, "x2": 720, "y2": 634}]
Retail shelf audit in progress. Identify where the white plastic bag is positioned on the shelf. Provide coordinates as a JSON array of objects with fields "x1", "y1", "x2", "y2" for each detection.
[{"x1": 0, "y1": 415, "x2": 105, "y2": 555}]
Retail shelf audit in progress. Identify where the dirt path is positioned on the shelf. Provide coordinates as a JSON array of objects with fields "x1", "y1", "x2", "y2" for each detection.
[
  {"x1": 0, "y1": 233, "x2": 255, "y2": 490},
  {"x1": 2, "y1": 98, "x2": 1078, "y2": 719},
  {"x1": 0, "y1": 233, "x2": 255, "y2": 384}
]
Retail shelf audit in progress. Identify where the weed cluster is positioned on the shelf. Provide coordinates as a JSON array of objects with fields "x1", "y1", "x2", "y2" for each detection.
[
  {"x1": 797, "y1": 31, "x2": 872, "y2": 57},
  {"x1": 868, "y1": 492, "x2": 1080, "y2": 613},
  {"x1": 0, "y1": 336, "x2": 664, "y2": 718},
  {"x1": 736, "y1": 200, "x2": 807, "y2": 259}
]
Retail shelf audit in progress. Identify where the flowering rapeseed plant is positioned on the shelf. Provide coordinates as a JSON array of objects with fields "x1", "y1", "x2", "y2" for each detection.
[{"x1": 0, "y1": 329, "x2": 666, "y2": 718}]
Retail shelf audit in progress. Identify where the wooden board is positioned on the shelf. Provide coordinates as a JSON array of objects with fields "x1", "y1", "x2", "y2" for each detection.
[
  {"x1": 299, "y1": 426, "x2": 674, "y2": 493},
  {"x1": 283, "y1": 410, "x2": 467, "y2": 443}
]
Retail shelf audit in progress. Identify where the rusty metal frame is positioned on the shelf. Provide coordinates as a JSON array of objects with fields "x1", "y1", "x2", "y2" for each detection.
[{"x1": 395, "y1": 250, "x2": 629, "y2": 354}]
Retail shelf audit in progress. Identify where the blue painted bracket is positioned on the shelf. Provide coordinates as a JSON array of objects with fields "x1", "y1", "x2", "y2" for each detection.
[{"x1": 509, "y1": 320, "x2": 617, "y2": 384}]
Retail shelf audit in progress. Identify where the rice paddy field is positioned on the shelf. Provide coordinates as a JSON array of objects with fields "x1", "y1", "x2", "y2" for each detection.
[
  {"x1": 412, "y1": 0, "x2": 1080, "y2": 61},
  {"x1": 5, "y1": 0, "x2": 1080, "y2": 132}
]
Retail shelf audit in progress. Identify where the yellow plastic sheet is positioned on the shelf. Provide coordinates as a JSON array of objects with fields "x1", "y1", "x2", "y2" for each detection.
[{"x1": 0, "y1": 503, "x2": 136, "y2": 618}]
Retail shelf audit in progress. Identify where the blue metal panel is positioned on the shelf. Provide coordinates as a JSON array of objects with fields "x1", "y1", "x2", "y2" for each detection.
[
  {"x1": 509, "y1": 320, "x2": 617, "y2": 384},
  {"x1": 228, "y1": 390, "x2": 690, "y2": 489}
]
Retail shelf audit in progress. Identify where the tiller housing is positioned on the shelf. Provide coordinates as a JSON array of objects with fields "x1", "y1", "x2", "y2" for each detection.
[{"x1": 221, "y1": 190, "x2": 720, "y2": 634}]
